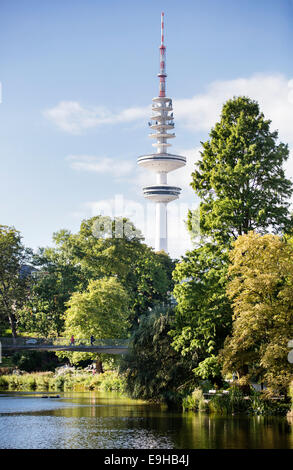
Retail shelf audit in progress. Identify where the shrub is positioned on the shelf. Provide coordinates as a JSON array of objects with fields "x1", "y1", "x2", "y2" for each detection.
[
  {"x1": 0, "y1": 376, "x2": 9, "y2": 389},
  {"x1": 99, "y1": 371, "x2": 126, "y2": 392},
  {"x1": 182, "y1": 388, "x2": 205, "y2": 411},
  {"x1": 208, "y1": 387, "x2": 249, "y2": 415},
  {"x1": 249, "y1": 391, "x2": 290, "y2": 416},
  {"x1": 54, "y1": 376, "x2": 65, "y2": 391}
]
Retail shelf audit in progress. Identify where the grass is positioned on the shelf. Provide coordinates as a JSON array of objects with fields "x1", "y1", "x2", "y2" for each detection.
[{"x1": 0, "y1": 370, "x2": 126, "y2": 393}]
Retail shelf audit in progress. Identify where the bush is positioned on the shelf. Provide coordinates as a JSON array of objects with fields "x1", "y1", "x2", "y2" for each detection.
[
  {"x1": 99, "y1": 371, "x2": 126, "y2": 392},
  {"x1": 0, "y1": 376, "x2": 9, "y2": 389},
  {"x1": 208, "y1": 387, "x2": 249, "y2": 415},
  {"x1": 182, "y1": 388, "x2": 205, "y2": 411},
  {"x1": 249, "y1": 391, "x2": 290, "y2": 416},
  {"x1": 54, "y1": 376, "x2": 65, "y2": 391},
  {"x1": 12, "y1": 351, "x2": 62, "y2": 372}
]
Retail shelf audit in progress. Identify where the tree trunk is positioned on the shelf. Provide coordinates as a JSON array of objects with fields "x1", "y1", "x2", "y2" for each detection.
[
  {"x1": 96, "y1": 357, "x2": 104, "y2": 373},
  {"x1": 8, "y1": 312, "x2": 17, "y2": 342}
]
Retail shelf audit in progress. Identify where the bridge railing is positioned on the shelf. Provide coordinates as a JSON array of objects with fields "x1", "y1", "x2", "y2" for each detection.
[{"x1": 0, "y1": 337, "x2": 129, "y2": 348}]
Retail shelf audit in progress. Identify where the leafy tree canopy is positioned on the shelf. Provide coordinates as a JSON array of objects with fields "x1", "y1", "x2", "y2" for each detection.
[
  {"x1": 0, "y1": 225, "x2": 31, "y2": 337},
  {"x1": 170, "y1": 243, "x2": 232, "y2": 383},
  {"x1": 220, "y1": 231, "x2": 293, "y2": 395},
  {"x1": 120, "y1": 307, "x2": 195, "y2": 404},
  {"x1": 189, "y1": 96, "x2": 293, "y2": 245},
  {"x1": 51, "y1": 216, "x2": 175, "y2": 326},
  {"x1": 59, "y1": 276, "x2": 130, "y2": 365}
]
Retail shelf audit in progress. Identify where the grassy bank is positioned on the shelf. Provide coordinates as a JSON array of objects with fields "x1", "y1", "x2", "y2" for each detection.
[
  {"x1": 182, "y1": 386, "x2": 291, "y2": 417},
  {"x1": 0, "y1": 370, "x2": 126, "y2": 393}
]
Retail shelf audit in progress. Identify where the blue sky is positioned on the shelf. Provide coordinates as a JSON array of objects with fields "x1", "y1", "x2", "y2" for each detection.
[{"x1": 0, "y1": 0, "x2": 293, "y2": 258}]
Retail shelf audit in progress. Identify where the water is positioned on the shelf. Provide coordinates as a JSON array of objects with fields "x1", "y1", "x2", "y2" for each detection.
[{"x1": 0, "y1": 391, "x2": 292, "y2": 449}]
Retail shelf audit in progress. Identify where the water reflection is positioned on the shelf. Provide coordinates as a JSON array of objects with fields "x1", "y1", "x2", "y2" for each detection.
[{"x1": 0, "y1": 391, "x2": 292, "y2": 449}]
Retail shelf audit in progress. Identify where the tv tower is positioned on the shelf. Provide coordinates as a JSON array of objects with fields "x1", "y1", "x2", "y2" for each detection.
[{"x1": 137, "y1": 12, "x2": 186, "y2": 253}]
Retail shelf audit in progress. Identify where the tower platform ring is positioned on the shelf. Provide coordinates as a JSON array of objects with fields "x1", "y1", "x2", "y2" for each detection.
[{"x1": 137, "y1": 153, "x2": 186, "y2": 173}]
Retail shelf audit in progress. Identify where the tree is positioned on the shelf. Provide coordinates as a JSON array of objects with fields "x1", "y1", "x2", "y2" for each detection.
[
  {"x1": 52, "y1": 216, "x2": 174, "y2": 327},
  {"x1": 18, "y1": 247, "x2": 84, "y2": 337},
  {"x1": 170, "y1": 243, "x2": 232, "y2": 385},
  {"x1": 119, "y1": 307, "x2": 195, "y2": 405},
  {"x1": 220, "y1": 231, "x2": 293, "y2": 395},
  {"x1": 172, "y1": 96, "x2": 293, "y2": 382},
  {"x1": 0, "y1": 225, "x2": 31, "y2": 338},
  {"x1": 60, "y1": 277, "x2": 130, "y2": 367},
  {"x1": 189, "y1": 96, "x2": 293, "y2": 246}
]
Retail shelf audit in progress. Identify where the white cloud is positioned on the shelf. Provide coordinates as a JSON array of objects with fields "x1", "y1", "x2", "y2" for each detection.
[
  {"x1": 174, "y1": 74, "x2": 293, "y2": 148},
  {"x1": 44, "y1": 101, "x2": 149, "y2": 134},
  {"x1": 67, "y1": 155, "x2": 134, "y2": 177},
  {"x1": 45, "y1": 75, "x2": 293, "y2": 148}
]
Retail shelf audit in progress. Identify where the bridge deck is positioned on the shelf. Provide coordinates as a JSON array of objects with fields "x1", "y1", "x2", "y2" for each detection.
[{"x1": 0, "y1": 337, "x2": 129, "y2": 355}]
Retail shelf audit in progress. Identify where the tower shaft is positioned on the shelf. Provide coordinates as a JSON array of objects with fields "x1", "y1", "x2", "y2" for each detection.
[{"x1": 156, "y1": 202, "x2": 167, "y2": 252}]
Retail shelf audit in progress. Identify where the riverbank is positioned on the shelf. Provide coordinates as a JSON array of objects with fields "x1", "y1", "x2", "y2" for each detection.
[
  {"x1": 182, "y1": 386, "x2": 292, "y2": 417},
  {"x1": 1, "y1": 370, "x2": 292, "y2": 417},
  {"x1": 0, "y1": 370, "x2": 126, "y2": 393}
]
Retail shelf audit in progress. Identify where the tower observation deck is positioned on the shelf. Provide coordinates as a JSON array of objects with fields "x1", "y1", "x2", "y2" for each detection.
[{"x1": 137, "y1": 12, "x2": 186, "y2": 253}]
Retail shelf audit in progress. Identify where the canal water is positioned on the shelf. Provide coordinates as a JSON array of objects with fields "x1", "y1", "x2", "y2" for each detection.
[{"x1": 0, "y1": 391, "x2": 292, "y2": 449}]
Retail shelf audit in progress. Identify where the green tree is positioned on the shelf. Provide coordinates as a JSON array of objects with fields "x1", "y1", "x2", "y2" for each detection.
[
  {"x1": 189, "y1": 96, "x2": 293, "y2": 246},
  {"x1": 220, "y1": 231, "x2": 293, "y2": 395},
  {"x1": 0, "y1": 225, "x2": 31, "y2": 338},
  {"x1": 120, "y1": 307, "x2": 195, "y2": 405},
  {"x1": 18, "y1": 248, "x2": 84, "y2": 337},
  {"x1": 170, "y1": 243, "x2": 232, "y2": 385},
  {"x1": 60, "y1": 277, "x2": 130, "y2": 366},
  {"x1": 52, "y1": 216, "x2": 174, "y2": 327},
  {"x1": 172, "y1": 96, "x2": 293, "y2": 382}
]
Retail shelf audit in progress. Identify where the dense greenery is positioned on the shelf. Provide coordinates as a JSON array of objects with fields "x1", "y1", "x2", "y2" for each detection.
[
  {"x1": 0, "y1": 225, "x2": 32, "y2": 337},
  {"x1": 170, "y1": 243, "x2": 231, "y2": 384},
  {"x1": 120, "y1": 307, "x2": 195, "y2": 405},
  {"x1": 0, "y1": 369, "x2": 126, "y2": 393},
  {"x1": 18, "y1": 247, "x2": 83, "y2": 337},
  {"x1": 189, "y1": 96, "x2": 293, "y2": 245},
  {"x1": 220, "y1": 232, "x2": 293, "y2": 395},
  {"x1": 58, "y1": 277, "x2": 130, "y2": 366},
  {"x1": 171, "y1": 96, "x2": 293, "y2": 389}
]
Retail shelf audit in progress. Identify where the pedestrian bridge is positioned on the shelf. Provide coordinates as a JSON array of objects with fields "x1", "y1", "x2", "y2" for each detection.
[{"x1": 0, "y1": 337, "x2": 129, "y2": 355}]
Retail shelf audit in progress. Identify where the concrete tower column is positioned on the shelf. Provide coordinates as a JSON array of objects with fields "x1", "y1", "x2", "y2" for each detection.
[{"x1": 155, "y1": 202, "x2": 167, "y2": 252}]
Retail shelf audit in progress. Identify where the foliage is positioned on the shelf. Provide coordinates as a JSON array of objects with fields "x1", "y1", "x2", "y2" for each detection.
[
  {"x1": 172, "y1": 96, "x2": 293, "y2": 392},
  {"x1": 0, "y1": 370, "x2": 126, "y2": 393},
  {"x1": 220, "y1": 232, "x2": 293, "y2": 395},
  {"x1": 11, "y1": 350, "x2": 62, "y2": 372},
  {"x1": 170, "y1": 243, "x2": 232, "y2": 384},
  {"x1": 193, "y1": 356, "x2": 222, "y2": 381},
  {"x1": 208, "y1": 387, "x2": 249, "y2": 415},
  {"x1": 50, "y1": 216, "x2": 174, "y2": 327},
  {"x1": 58, "y1": 276, "x2": 130, "y2": 364},
  {"x1": 0, "y1": 225, "x2": 32, "y2": 337},
  {"x1": 249, "y1": 390, "x2": 290, "y2": 416},
  {"x1": 18, "y1": 247, "x2": 83, "y2": 337},
  {"x1": 189, "y1": 96, "x2": 293, "y2": 246},
  {"x1": 182, "y1": 387, "x2": 205, "y2": 411},
  {"x1": 119, "y1": 307, "x2": 195, "y2": 405}
]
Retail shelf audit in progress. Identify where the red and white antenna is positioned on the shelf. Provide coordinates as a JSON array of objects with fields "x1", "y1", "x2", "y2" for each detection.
[{"x1": 158, "y1": 11, "x2": 167, "y2": 97}]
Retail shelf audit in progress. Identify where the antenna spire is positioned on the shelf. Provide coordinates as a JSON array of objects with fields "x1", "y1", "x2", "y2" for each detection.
[{"x1": 158, "y1": 12, "x2": 166, "y2": 97}]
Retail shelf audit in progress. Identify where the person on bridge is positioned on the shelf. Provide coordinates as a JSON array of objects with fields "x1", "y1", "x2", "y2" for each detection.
[
  {"x1": 70, "y1": 335, "x2": 75, "y2": 346},
  {"x1": 90, "y1": 335, "x2": 95, "y2": 346}
]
